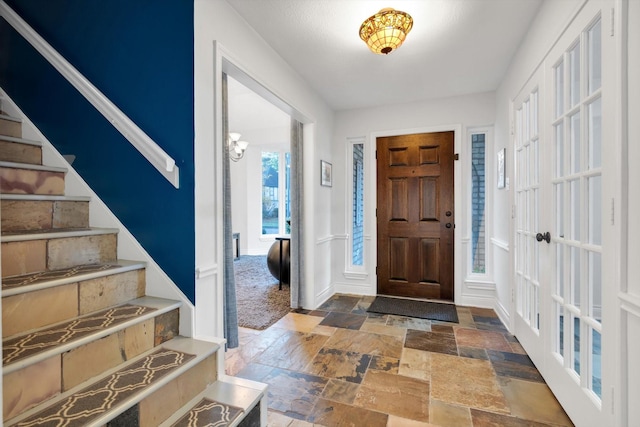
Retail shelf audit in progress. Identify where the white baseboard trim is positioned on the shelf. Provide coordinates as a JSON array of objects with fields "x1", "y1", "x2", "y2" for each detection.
[
  {"x1": 313, "y1": 284, "x2": 335, "y2": 310},
  {"x1": 334, "y1": 281, "x2": 376, "y2": 296},
  {"x1": 494, "y1": 299, "x2": 512, "y2": 333}
]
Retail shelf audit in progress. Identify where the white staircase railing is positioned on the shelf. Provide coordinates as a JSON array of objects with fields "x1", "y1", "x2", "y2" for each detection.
[{"x1": 0, "y1": 0, "x2": 179, "y2": 188}]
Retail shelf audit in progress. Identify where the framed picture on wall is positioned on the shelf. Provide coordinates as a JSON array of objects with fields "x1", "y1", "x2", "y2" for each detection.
[
  {"x1": 497, "y1": 148, "x2": 506, "y2": 189},
  {"x1": 321, "y1": 160, "x2": 332, "y2": 187}
]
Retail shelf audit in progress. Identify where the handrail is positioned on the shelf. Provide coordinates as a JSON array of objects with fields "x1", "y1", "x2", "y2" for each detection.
[{"x1": 0, "y1": 1, "x2": 179, "y2": 188}]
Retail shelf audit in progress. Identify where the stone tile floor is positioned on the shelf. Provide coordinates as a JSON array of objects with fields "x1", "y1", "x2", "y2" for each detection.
[{"x1": 225, "y1": 294, "x2": 574, "y2": 427}]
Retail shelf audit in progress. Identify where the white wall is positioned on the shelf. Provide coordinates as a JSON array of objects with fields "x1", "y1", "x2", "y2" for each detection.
[
  {"x1": 331, "y1": 92, "x2": 496, "y2": 306},
  {"x1": 193, "y1": 0, "x2": 335, "y2": 340}
]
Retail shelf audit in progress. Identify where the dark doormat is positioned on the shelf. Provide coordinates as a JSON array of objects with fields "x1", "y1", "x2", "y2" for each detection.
[{"x1": 367, "y1": 296, "x2": 459, "y2": 323}]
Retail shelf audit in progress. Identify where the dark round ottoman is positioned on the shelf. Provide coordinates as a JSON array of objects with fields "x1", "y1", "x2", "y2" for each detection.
[{"x1": 267, "y1": 238, "x2": 290, "y2": 285}]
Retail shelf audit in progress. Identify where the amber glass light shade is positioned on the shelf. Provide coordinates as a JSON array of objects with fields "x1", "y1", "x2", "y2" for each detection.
[{"x1": 359, "y1": 8, "x2": 413, "y2": 55}]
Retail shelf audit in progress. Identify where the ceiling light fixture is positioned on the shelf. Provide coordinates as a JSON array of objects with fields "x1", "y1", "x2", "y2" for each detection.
[
  {"x1": 228, "y1": 132, "x2": 249, "y2": 162},
  {"x1": 359, "y1": 8, "x2": 413, "y2": 55}
]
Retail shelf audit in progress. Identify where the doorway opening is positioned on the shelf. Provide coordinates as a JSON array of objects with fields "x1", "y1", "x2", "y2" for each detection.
[{"x1": 227, "y1": 74, "x2": 292, "y2": 330}]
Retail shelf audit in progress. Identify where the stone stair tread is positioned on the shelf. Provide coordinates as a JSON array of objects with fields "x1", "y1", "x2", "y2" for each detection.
[
  {"x1": 0, "y1": 135, "x2": 41, "y2": 146},
  {"x1": 160, "y1": 377, "x2": 267, "y2": 427},
  {"x1": 0, "y1": 193, "x2": 90, "y2": 202},
  {"x1": 2, "y1": 259, "x2": 146, "y2": 296},
  {"x1": 0, "y1": 160, "x2": 66, "y2": 173},
  {"x1": 1, "y1": 226, "x2": 119, "y2": 242},
  {"x1": 5, "y1": 336, "x2": 219, "y2": 427},
  {"x1": 3, "y1": 296, "x2": 181, "y2": 373}
]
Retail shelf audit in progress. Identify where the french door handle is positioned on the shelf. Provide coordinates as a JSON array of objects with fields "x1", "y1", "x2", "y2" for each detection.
[{"x1": 536, "y1": 232, "x2": 551, "y2": 244}]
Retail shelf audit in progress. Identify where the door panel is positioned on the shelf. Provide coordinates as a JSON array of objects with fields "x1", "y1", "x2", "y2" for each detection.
[
  {"x1": 377, "y1": 131, "x2": 454, "y2": 300},
  {"x1": 513, "y1": 2, "x2": 612, "y2": 425}
]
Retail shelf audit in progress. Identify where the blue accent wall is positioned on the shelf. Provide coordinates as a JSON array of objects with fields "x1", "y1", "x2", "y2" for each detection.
[{"x1": 0, "y1": 0, "x2": 196, "y2": 302}]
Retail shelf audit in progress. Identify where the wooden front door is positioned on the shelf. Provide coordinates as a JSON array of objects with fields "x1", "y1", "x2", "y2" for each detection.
[{"x1": 376, "y1": 131, "x2": 455, "y2": 301}]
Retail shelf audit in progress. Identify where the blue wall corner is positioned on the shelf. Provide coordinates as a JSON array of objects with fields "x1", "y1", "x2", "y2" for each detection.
[{"x1": 0, "y1": 0, "x2": 196, "y2": 302}]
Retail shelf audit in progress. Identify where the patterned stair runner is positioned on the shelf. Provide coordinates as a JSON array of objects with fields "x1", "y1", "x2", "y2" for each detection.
[
  {"x1": 171, "y1": 399, "x2": 243, "y2": 427},
  {"x1": 3, "y1": 304, "x2": 155, "y2": 364},
  {"x1": 2, "y1": 263, "x2": 123, "y2": 291},
  {"x1": 13, "y1": 349, "x2": 195, "y2": 427}
]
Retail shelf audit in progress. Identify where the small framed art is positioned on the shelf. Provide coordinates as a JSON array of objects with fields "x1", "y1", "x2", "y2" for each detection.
[{"x1": 321, "y1": 160, "x2": 332, "y2": 187}]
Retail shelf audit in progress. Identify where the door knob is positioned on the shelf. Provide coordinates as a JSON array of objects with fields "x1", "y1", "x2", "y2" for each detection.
[
  {"x1": 445, "y1": 211, "x2": 452, "y2": 217},
  {"x1": 536, "y1": 232, "x2": 551, "y2": 244},
  {"x1": 446, "y1": 223, "x2": 452, "y2": 229}
]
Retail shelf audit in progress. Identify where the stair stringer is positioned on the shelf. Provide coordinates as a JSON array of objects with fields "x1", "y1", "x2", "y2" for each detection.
[{"x1": 0, "y1": 88, "x2": 196, "y2": 338}]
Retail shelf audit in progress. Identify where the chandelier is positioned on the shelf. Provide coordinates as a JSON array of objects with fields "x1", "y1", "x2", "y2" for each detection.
[{"x1": 359, "y1": 8, "x2": 413, "y2": 55}]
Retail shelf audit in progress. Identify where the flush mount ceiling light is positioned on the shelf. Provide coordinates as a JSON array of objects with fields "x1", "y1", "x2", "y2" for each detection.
[
  {"x1": 359, "y1": 7, "x2": 413, "y2": 55},
  {"x1": 228, "y1": 132, "x2": 249, "y2": 162}
]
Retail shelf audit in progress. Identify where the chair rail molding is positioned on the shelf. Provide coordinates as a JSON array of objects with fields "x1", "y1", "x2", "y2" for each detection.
[{"x1": 0, "y1": 0, "x2": 179, "y2": 188}]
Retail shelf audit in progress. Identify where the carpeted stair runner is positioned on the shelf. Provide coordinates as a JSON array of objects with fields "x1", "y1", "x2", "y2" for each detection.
[
  {"x1": 171, "y1": 398, "x2": 243, "y2": 427},
  {"x1": 1, "y1": 263, "x2": 124, "y2": 291},
  {"x1": 14, "y1": 349, "x2": 195, "y2": 427},
  {"x1": 3, "y1": 304, "x2": 156, "y2": 364}
]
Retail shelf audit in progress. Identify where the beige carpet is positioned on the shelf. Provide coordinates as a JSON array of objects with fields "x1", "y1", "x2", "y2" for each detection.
[{"x1": 234, "y1": 255, "x2": 291, "y2": 330}]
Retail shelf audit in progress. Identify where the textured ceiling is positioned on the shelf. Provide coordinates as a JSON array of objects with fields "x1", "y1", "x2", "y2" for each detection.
[{"x1": 225, "y1": 0, "x2": 543, "y2": 111}]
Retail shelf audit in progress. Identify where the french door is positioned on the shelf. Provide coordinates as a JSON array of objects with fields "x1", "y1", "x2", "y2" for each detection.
[{"x1": 513, "y1": 1, "x2": 615, "y2": 425}]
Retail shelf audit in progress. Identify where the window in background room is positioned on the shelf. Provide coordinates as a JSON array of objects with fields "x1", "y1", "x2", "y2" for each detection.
[{"x1": 262, "y1": 150, "x2": 291, "y2": 235}]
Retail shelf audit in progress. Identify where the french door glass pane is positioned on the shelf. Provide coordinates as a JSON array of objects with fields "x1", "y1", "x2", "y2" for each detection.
[
  {"x1": 589, "y1": 97, "x2": 602, "y2": 169},
  {"x1": 556, "y1": 243, "x2": 565, "y2": 297},
  {"x1": 573, "y1": 313, "x2": 581, "y2": 375},
  {"x1": 571, "y1": 246, "x2": 581, "y2": 308},
  {"x1": 555, "y1": 123, "x2": 564, "y2": 178},
  {"x1": 569, "y1": 42, "x2": 581, "y2": 107},
  {"x1": 533, "y1": 188, "x2": 539, "y2": 232},
  {"x1": 570, "y1": 180, "x2": 580, "y2": 241},
  {"x1": 592, "y1": 328, "x2": 602, "y2": 398},
  {"x1": 523, "y1": 100, "x2": 530, "y2": 140},
  {"x1": 532, "y1": 139, "x2": 539, "y2": 185},
  {"x1": 588, "y1": 176, "x2": 602, "y2": 245},
  {"x1": 589, "y1": 251, "x2": 602, "y2": 323},
  {"x1": 531, "y1": 91, "x2": 539, "y2": 135},
  {"x1": 588, "y1": 19, "x2": 602, "y2": 94},
  {"x1": 570, "y1": 113, "x2": 581, "y2": 174},
  {"x1": 556, "y1": 302, "x2": 565, "y2": 358},
  {"x1": 555, "y1": 61, "x2": 565, "y2": 117},
  {"x1": 555, "y1": 182, "x2": 564, "y2": 238}
]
